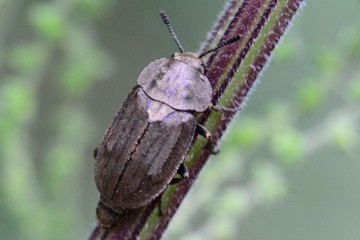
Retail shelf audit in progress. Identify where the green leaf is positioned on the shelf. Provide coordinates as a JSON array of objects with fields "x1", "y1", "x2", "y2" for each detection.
[
  {"x1": 225, "y1": 117, "x2": 263, "y2": 150},
  {"x1": 328, "y1": 116, "x2": 358, "y2": 151},
  {"x1": 296, "y1": 79, "x2": 323, "y2": 111},
  {"x1": 348, "y1": 77, "x2": 360, "y2": 102},
  {"x1": 313, "y1": 47, "x2": 341, "y2": 74},
  {"x1": 28, "y1": 3, "x2": 67, "y2": 42},
  {"x1": 8, "y1": 43, "x2": 47, "y2": 72},
  {"x1": 252, "y1": 161, "x2": 286, "y2": 203},
  {"x1": 270, "y1": 127, "x2": 304, "y2": 164},
  {"x1": 0, "y1": 78, "x2": 36, "y2": 124}
]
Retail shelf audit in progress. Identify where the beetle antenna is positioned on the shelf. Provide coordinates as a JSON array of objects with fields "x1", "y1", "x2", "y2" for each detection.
[
  {"x1": 199, "y1": 34, "x2": 243, "y2": 58},
  {"x1": 160, "y1": 10, "x2": 184, "y2": 53}
]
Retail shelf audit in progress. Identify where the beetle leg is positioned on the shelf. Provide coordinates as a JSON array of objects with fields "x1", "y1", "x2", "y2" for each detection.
[
  {"x1": 157, "y1": 194, "x2": 164, "y2": 216},
  {"x1": 93, "y1": 147, "x2": 98, "y2": 159},
  {"x1": 170, "y1": 163, "x2": 189, "y2": 185},
  {"x1": 209, "y1": 103, "x2": 242, "y2": 113},
  {"x1": 196, "y1": 123, "x2": 219, "y2": 154}
]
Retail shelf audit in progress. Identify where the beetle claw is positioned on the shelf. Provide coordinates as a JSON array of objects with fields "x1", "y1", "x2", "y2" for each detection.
[
  {"x1": 196, "y1": 123, "x2": 219, "y2": 155},
  {"x1": 170, "y1": 163, "x2": 189, "y2": 185},
  {"x1": 206, "y1": 140, "x2": 220, "y2": 155},
  {"x1": 209, "y1": 103, "x2": 242, "y2": 113}
]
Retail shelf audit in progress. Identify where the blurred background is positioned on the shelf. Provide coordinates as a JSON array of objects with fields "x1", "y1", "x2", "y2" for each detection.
[{"x1": 0, "y1": 0, "x2": 360, "y2": 239}]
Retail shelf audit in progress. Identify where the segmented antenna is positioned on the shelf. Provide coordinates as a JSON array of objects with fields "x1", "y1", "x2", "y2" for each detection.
[
  {"x1": 160, "y1": 10, "x2": 184, "y2": 53},
  {"x1": 199, "y1": 34, "x2": 243, "y2": 58}
]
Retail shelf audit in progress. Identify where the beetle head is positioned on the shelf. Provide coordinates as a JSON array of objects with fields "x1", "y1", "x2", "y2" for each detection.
[
  {"x1": 172, "y1": 52, "x2": 204, "y2": 73},
  {"x1": 161, "y1": 10, "x2": 243, "y2": 69}
]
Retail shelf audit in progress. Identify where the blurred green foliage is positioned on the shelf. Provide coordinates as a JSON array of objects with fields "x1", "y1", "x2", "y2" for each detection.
[
  {"x1": 29, "y1": 3, "x2": 68, "y2": 42},
  {"x1": 0, "y1": 1, "x2": 114, "y2": 239},
  {"x1": 0, "y1": 1, "x2": 360, "y2": 240}
]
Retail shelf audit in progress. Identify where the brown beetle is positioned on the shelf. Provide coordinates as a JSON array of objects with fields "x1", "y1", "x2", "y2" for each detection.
[{"x1": 94, "y1": 11, "x2": 242, "y2": 228}]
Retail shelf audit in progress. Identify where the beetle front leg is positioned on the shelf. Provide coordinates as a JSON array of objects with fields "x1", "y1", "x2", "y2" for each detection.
[
  {"x1": 209, "y1": 103, "x2": 242, "y2": 113},
  {"x1": 196, "y1": 123, "x2": 219, "y2": 154},
  {"x1": 170, "y1": 163, "x2": 189, "y2": 185}
]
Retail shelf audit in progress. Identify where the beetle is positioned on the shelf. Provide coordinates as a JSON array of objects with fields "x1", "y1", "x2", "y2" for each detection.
[{"x1": 94, "y1": 11, "x2": 242, "y2": 228}]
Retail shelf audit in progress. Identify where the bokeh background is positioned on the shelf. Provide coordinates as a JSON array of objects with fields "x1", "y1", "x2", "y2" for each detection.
[{"x1": 1, "y1": 0, "x2": 360, "y2": 239}]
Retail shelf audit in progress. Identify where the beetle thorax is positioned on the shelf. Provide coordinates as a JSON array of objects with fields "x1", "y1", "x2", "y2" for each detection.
[
  {"x1": 173, "y1": 52, "x2": 204, "y2": 73},
  {"x1": 137, "y1": 55, "x2": 212, "y2": 112}
]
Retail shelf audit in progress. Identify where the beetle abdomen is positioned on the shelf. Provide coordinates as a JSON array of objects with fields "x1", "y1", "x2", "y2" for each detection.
[
  {"x1": 95, "y1": 87, "x2": 196, "y2": 210},
  {"x1": 112, "y1": 110, "x2": 195, "y2": 209}
]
